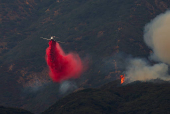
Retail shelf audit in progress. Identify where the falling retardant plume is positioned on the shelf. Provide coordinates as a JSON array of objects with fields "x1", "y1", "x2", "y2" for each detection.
[
  {"x1": 125, "y1": 58, "x2": 170, "y2": 83},
  {"x1": 46, "y1": 40, "x2": 83, "y2": 82},
  {"x1": 144, "y1": 10, "x2": 170, "y2": 64}
]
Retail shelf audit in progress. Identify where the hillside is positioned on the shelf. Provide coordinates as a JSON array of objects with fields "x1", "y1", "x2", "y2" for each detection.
[
  {"x1": 1, "y1": 80, "x2": 170, "y2": 114},
  {"x1": 42, "y1": 80, "x2": 170, "y2": 114},
  {"x1": 1, "y1": 0, "x2": 170, "y2": 113}
]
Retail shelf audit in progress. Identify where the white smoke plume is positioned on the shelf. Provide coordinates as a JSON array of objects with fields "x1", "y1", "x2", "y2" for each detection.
[
  {"x1": 125, "y1": 58, "x2": 170, "y2": 83},
  {"x1": 144, "y1": 10, "x2": 170, "y2": 64},
  {"x1": 124, "y1": 10, "x2": 170, "y2": 83}
]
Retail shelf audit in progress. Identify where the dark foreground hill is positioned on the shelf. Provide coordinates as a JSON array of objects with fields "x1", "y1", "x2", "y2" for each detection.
[
  {"x1": 1, "y1": 80, "x2": 170, "y2": 114},
  {"x1": 0, "y1": 106, "x2": 33, "y2": 114},
  {"x1": 42, "y1": 80, "x2": 170, "y2": 114},
  {"x1": 1, "y1": 0, "x2": 170, "y2": 113}
]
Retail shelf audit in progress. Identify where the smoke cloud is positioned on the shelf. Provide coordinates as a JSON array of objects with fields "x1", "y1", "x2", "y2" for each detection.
[
  {"x1": 144, "y1": 10, "x2": 170, "y2": 64},
  {"x1": 124, "y1": 10, "x2": 170, "y2": 83},
  {"x1": 125, "y1": 58, "x2": 170, "y2": 83}
]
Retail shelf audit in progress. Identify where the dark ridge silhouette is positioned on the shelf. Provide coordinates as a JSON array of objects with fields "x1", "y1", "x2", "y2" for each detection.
[{"x1": 42, "y1": 80, "x2": 170, "y2": 114}]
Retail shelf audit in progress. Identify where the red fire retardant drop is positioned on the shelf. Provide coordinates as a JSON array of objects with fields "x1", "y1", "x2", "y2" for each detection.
[{"x1": 46, "y1": 40, "x2": 83, "y2": 82}]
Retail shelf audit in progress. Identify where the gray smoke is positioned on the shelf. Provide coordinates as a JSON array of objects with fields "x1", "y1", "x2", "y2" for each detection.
[{"x1": 59, "y1": 81, "x2": 77, "y2": 94}]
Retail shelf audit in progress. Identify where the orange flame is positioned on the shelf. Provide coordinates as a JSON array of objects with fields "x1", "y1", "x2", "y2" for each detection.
[{"x1": 120, "y1": 74, "x2": 125, "y2": 84}]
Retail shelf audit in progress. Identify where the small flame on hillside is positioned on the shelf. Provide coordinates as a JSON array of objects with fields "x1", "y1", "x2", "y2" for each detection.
[{"x1": 120, "y1": 74, "x2": 125, "y2": 84}]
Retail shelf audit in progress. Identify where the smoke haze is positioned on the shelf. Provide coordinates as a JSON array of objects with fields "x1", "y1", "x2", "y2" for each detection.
[{"x1": 59, "y1": 81, "x2": 77, "y2": 94}]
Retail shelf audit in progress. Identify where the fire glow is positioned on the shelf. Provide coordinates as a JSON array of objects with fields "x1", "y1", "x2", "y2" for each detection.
[
  {"x1": 46, "y1": 40, "x2": 83, "y2": 82},
  {"x1": 120, "y1": 74, "x2": 125, "y2": 84}
]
